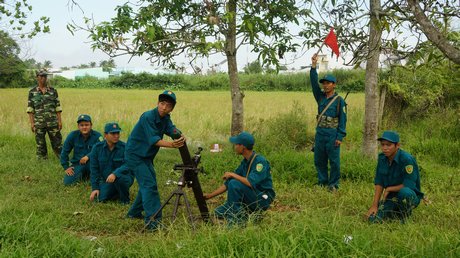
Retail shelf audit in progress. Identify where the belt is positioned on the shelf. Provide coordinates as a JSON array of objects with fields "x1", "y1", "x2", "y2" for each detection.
[{"x1": 316, "y1": 115, "x2": 339, "y2": 128}]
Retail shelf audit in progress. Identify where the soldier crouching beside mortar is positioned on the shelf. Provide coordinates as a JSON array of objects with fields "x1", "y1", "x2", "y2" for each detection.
[{"x1": 204, "y1": 131, "x2": 276, "y2": 227}]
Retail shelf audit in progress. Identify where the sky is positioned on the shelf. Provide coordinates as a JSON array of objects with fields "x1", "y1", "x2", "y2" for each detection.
[{"x1": 18, "y1": 0, "x2": 346, "y2": 72}]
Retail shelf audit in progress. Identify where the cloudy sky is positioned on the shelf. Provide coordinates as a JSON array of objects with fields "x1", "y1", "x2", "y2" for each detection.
[{"x1": 19, "y1": 0, "x2": 345, "y2": 72}]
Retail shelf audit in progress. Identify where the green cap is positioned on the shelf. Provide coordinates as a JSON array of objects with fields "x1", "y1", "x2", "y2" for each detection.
[
  {"x1": 319, "y1": 74, "x2": 337, "y2": 84},
  {"x1": 104, "y1": 122, "x2": 121, "y2": 133},
  {"x1": 229, "y1": 131, "x2": 255, "y2": 149},
  {"x1": 159, "y1": 90, "x2": 177, "y2": 104},
  {"x1": 378, "y1": 131, "x2": 400, "y2": 143},
  {"x1": 77, "y1": 114, "x2": 92, "y2": 123}
]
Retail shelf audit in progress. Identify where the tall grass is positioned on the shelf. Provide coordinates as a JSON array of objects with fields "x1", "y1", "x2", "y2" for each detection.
[{"x1": 0, "y1": 89, "x2": 459, "y2": 257}]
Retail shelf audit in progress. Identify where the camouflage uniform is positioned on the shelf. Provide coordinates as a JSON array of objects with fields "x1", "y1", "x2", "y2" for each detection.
[{"x1": 27, "y1": 86, "x2": 63, "y2": 159}]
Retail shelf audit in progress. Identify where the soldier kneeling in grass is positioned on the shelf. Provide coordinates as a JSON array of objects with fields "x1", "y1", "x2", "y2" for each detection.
[
  {"x1": 60, "y1": 115, "x2": 102, "y2": 185},
  {"x1": 204, "y1": 131, "x2": 276, "y2": 226},
  {"x1": 366, "y1": 131, "x2": 424, "y2": 223},
  {"x1": 89, "y1": 122, "x2": 134, "y2": 204}
]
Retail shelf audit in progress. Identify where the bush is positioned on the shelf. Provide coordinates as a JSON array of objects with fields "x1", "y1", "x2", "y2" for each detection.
[
  {"x1": 381, "y1": 63, "x2": 459, "y2": 121},
  {"x1": 7, "y1": 69, "x2": 369, "y2": 91}
]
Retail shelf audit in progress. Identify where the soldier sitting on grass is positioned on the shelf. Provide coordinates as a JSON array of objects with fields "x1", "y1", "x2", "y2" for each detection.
[
  {"x1": 89, "y1": 122, "x2": 134, "y2": 204},
  {"x1": 60, "y1": 114, "x2": 102, "y2": 186},
  {"x1": 366, "y1": 131, "x2": 424, "y2": 223},
  {"x1": 204, "y1": 131, "x2": 276, "y2": 227}
]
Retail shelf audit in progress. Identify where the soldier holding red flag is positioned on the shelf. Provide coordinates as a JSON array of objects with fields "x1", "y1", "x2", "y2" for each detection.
[{"x1": 309, "y1": 52, "x2": 347, "y2": 192}]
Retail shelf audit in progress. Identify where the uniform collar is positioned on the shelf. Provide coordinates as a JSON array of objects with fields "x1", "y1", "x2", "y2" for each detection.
[
  {"x1": 381, "y1": 149, "x2": 402, "y2": 165},
  {"x1": 78, "y1": 129, "x2": 94, "y2": 138},
  {"x1": 102, "y1": 140, "x2": 119, "y2": 150},
  {"x1": 36, "y1": 85, "x2": 50, "y2": 93},
  {"x1": 152, "y1": 107, "x2": 170, "y2": 123},
  {"x1": 325, "y1": 92, "x2": 338, "y2": 100},
  {"x1": 393, "y1": 149, "x2": 402, "y2": 164},
  {"x1": 244, "y1": 151, "x2": 256, "y2": 162}
]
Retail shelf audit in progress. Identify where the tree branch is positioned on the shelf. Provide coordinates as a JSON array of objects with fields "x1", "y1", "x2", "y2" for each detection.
[{"x1": 407, "y1": 0, "x2": 460, "y2": 64}]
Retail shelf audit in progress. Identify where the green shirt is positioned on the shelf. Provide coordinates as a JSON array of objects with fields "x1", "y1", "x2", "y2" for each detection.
[
  {"x1": 225, "y1": 152, "x2": 276, "y2": 201},
  {"x1": 27, "y1": 86, "x2": 62, "y2": 128},
  {"x1": 374, "y1": 149, "x2": 424, "y2": 198},
  {"x1": 60, "y1": 130, "x2": 103, "y2": 169},
  {"x1": 310, "y1": 68, "x2": 347, "y2": 141},
  {"x1": 89, "y1": 140, "x2": 133, "y2": 191},
  {"x1": 125, "y1": 107, "x2": 177, "y2": 164}
]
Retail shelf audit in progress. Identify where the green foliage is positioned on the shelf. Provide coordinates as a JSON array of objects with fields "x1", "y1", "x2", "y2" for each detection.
[
  {"x1": 0, "y1": 30, "x2": 26, "y2": 88},
  {"x1": 243, "y1": 60, "x2": 263, "y2": 74},
  {"x1": 73, "y1": 0, "x2": 302, "y2": 69},
  {"x1": 99, "y1": 59, "x2": 116, "y2": 72},
  {"x1": 381, "y1": 63, "x2": 459, "y2": 120},
  {"x1": 42, "y1": 69, "x2": 365, "y2": 92},
  {"x1": 0, "y1": 0, "x2": 50, "y2": 38},
  {"x1": 250, "y1": 102, "x2": 309, "y2": 151},
  {"x1": 301, "y1": 0, "x2": 460, "y2": 67}
]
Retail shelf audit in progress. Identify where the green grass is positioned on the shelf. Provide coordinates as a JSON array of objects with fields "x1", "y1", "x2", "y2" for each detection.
[{"x1": 0, "y1": 89, "x2": 459, "y2": 257}]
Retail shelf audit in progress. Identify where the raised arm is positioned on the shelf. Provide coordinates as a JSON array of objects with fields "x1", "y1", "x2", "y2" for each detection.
[{"x1": 310, "y1": 54, "x2": 322, "y2": 102}]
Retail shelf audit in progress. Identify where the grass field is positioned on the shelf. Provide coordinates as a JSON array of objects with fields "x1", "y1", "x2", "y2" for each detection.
[{"x1": 0, "y1": 88, "x2": 459, "y2": 257}]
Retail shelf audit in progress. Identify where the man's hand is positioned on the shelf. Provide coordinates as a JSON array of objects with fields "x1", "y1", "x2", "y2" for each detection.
[
  {"x1": 203, "y1": 193, "x2": 213, "y2": 200},
  {"x1": 31, "y1": 124, "x2": 35, "y2": 133},
  {"x1": 312, "y1": 53, "x2": 318, "y2": 68},
  {"x1": 65, "y1": 167, "x2": 75, "y2": 176},
  {"x1": 335, "y1": 140, "x2": 342, "y2": 147},
  {"x1": 171, "y1": 136, "x2": 185, "y2": 148},
  {"x1": 90, "y1": 190, "x2": 99, "y2": 201},
  {"x1": 366, "y1": 205, "x2": 378, "y2": 218},
  {"x1": 222, "y1": 172, "x2": 234, "y2": 180},
  {"x1": 80, "y1": 156, "x2": 89, "y2": 165},
  {"x1": 106, "y1": 173, "x2": 117, "y2": 183}
]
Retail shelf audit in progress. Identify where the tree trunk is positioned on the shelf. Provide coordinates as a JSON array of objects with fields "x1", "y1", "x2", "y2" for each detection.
[
  {"x1": 378, "y1": 85, "x2": 387, "y2": 128},
  {"x1": 362, "y1": 0, "x2": 383, "y2": 158},
  {"x1": 226, "y1": 0, "x2": 244, "y2": 135},
  {"x1": 407, "y1": 0, "x2": 460, "y2": 65}
]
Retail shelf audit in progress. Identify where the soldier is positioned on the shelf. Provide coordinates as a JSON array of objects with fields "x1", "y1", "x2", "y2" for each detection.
[
  {"x1": 89, "y1": 122, "x2": 134, "y2": 204},
  {"x1": 310, "y1": 54, "x2": 347, "y2": 192},
  {"x1": 366, "y1": 131, "x2": 424, "y2": 223},
  {"x1": 26, "y1": 70, "x2": 63, "y2": 159},
  {"x1": 204, "y1": 131, "x2": 275, "y2": 226},
  {"x1": 61, "y1": 114, "x2": 102, "y2": 186},
  {"x1": 124, "y1": 90, "x2": 185, "y2": 230}
]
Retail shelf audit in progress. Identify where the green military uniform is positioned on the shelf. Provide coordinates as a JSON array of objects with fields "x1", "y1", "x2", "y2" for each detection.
[
  {"x1": 215, "y1": 132, "x2": 276, "y2": 226},
  {"x1": 27, "y1": 85, "x2": 63, "y2": 159},
  {"x1": 61, "y1": 115, "x2": 103, "y2": 185},
  {"x1": 310, "y1": 69, "x2": 347, "y2": 190},
  {"x1": 90, "y1": 123, "x2": 134, "y2": 204},
  {"x1": 125, "y1": 90, "x2": 179, "y2": 230},
  {"x1": 369, "y1": 131, "x2": 424, "y2": 223}
]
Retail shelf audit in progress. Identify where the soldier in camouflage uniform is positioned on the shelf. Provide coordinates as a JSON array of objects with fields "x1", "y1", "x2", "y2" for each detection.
[{"x1": 27, "y1": 70, "x2": 63, "y2": 159}]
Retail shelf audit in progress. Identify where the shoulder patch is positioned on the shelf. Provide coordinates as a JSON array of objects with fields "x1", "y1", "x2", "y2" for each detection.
[
  {"x1": 98, "y1": 136, "x2": 103, "y2": 142},
  {"x1": 405, "y1": 165, "x2": 413, "y2": 174},
  {"x1": 256, "y1": 163, "x2": 263, "y2": 172}
]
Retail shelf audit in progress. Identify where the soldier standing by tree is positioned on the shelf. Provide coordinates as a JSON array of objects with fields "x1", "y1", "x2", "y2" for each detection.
[
  {"x1": 310, "y1": 54, "x2": 347, "y2": 192},
  {"x1": 26, "y1": 70, "x2": 63, "y2": 159}
]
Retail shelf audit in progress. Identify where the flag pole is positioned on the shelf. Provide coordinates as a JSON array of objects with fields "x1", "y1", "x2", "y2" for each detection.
[{"x1": 316, "y1": 41, "x2": 325, "y2": 55}]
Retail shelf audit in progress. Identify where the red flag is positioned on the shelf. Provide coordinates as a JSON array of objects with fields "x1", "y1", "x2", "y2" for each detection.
[{"x1": 324, "y1": 28, "x2": 339, "y2": 58}]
